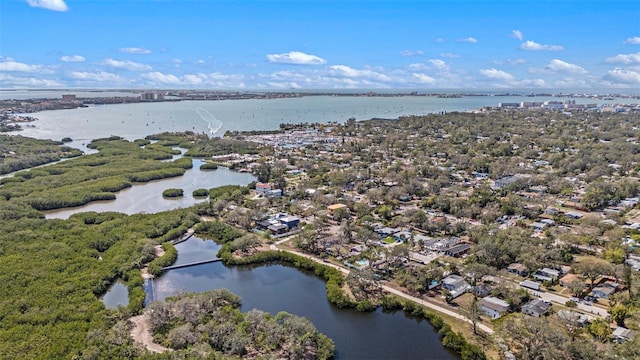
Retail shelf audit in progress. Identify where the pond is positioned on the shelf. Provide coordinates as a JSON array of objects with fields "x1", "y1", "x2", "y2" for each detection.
[
  {"x1": 43, "y1": 161, "x2": 255, "y2": 219},
  {"x1": 146, "y1": 237, "x2": 458, "y2": 359},
  {"x1": 101, "y1": 280, "x2": 129, "y2": 309}
]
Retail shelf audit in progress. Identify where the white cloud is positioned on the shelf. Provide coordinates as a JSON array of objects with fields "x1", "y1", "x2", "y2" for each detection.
[
  {"x1": 119, "y1": 47, "x2": 151, "y2": 54},
  {"x1": 102, "y1": 58, "x2": 152, "y2": 71},
  {"x1": 554, "y1": 77, "x2": 589, "y2": 88},
  {"x1": 195, "y1": 59, "x2": 206, "y2": 64},
  {"x1": 429, "y1": 59, "x2": 449, "y2": 71},
  {"x1": 266, "y1": 51, "x2": 326, "y2": 65},
  {"x1": 507, "y1": 58, "x2": 526, "y2": 65},
  {"x1": 329, "y1": 65, "x2": 391, "y2": 82},
  {"x1": 400, "y1": 50, "x2": 424, "y2": 56},
  {"x1": 26, "y1": 0, "x2": 67, "y2": 12},
  {"x1": 545, "y1": 59, "x2": 587, "y2": 74},
  {"x1": 511, "y1": 30, "x2": 524, "y2": 41},
  {"x1": 440, "y1": 53, "x2": 460, "y2": 58},
  {"x1": 68, "y1": 71, "x2": 124, "y2": 82},
  {"x1": 0, "y1": 60, "x2": 42, "y2": 72},
  {"x1": 605, "y1": 52, "x2": 640, "y2": 64},
  {"x1": 520, "y1": 40, "x2": 564, "y2": 51},
  {"x1": 459, "y1": 37, "x2": 478, "y2": 43},
  {"x1": 0, "y1": 73, "x2": 63, "y2": 87},
  {"x1": 479, "y1": 68, "x2": 515, "y2": 81},
  {"x1": 624, "y1": 37, "x2": 640, "y2": 45},
  {"x1": 59, "y1": 55, "x2": 85, "y2": 62},
  {"x1": 141, "y1": 71, "x2": 245, "y2": 87},
  {"x1": 604, "y1": 69, "x2": 640, "y2": 84},
  {"x1": 142, "y1": 72, "x2": 181, "y2": 85},
  {"x1": 520, "y1": 78, "x2": 547, "y2": 87},
  {"x1": 412, "y1": 73, "x2": 435, "y2": 84}
]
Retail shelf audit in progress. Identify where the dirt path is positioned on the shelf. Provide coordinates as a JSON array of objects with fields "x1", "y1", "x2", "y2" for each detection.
[{"x1": 130, "y1": 314, "x2": 172, "y2": 353}]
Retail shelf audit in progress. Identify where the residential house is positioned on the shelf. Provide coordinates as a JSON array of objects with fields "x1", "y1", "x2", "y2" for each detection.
[
  {"x1": 520, "y1": 280, "x2": 541, "y2": 291},
  {"x1": 327, "y1": 203, "x2": 348, "y2": 220},
  {"x1": 255, "y1": 182, "x2": 272, "y2": 195},
  {"x1": 474, "y1": 283, "x2": 492, "y2": 297},
  {"x1": 613, "y1": 327, "x2": 635, "y2": 343},
  {"x1": 522, "y1": 299, "x2": 551, "y2": 317},
  {"x1": 478, "y1": 296, "x2": 510, "y2": 319},
  {"x1": 444, "y1": 243, "x2": 471, "y2": 257},
  {"x1": 565, "y1": 211, "x2": 584, "y2": 220},
  {"x1": 591, "y1": 282, "x2": 618, "y2": 299},
  {"x1": 533, "y1": 268, "x2": 561, "y2": 282},
  {"x1": 557, "y1": 310, "x2": 590, "y2": 327},
  {"x1": 441, "y1": 274, "x2": 471, "y2": 299},
  {"x1": 529, "y1": 222, "x2": 547, "y2": 232},
  {"x1": 279, "y1": 216, "x2": 300, "y2": 230},
  {"x1": 507, "y1": 263, "x2": 528, "y2": 277},
  {"x1": 267, "y1": 223, "x2": 288, "y2": 235},
  {"x1": 540, "y1": 219, "x2": 555, "y2": 227},
  {"x1": 266, "y1": 189, "x2": 282, "y2": 198},
  {"x1": 393, "y1": 231, "x2": 413, "y2": 242},
  {"x1": 559, "y1": 273, "x2": 583, "y2": 288},
  {"x1": 256, "y1": 182, "x2": 282, "y2": 198}
]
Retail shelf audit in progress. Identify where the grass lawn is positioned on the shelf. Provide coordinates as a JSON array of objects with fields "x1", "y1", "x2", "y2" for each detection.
[{"x1": 383, "y1": 237, "x2": 395, "y2": 244}]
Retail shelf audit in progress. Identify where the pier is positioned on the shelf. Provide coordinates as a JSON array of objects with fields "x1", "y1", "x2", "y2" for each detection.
[{"x1": 159, "y1": 258, "x2": 222, "y2": 272}]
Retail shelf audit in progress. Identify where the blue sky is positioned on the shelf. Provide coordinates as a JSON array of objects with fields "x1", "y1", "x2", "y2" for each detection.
[{"x1": 1, "y1": 0, "x2": 639, "y2": 90}]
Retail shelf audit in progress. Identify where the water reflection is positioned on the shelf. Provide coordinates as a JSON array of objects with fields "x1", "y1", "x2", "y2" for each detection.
[
  {"x1": 44, "y1": 162, "x2": 255, "y2": 219},
  {"x1": 101, "y1": 281, "x2": 129, "y2": 309},
  {"x1": 148, "y1": 237, "x2": 458, "y2": 359}
]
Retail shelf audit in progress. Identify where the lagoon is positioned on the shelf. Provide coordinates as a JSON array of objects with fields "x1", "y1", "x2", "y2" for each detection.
[{"x1": 43, "y1": 160, "x2": 256, "y2": 219}]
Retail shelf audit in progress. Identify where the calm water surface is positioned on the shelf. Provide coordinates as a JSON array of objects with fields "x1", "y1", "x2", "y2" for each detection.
[
  {"x1": 147, "y1": 237, "x2": 458, "y2": 360},
  {"x1": 101, "y1": 280, "x2": 129, "y2": 309},
  {"x1": 16, "y1": 95, "x2": 632, "y2": 146},
  {"x1": 43, "y1": 160, "x2": 255, "y2": 219}
]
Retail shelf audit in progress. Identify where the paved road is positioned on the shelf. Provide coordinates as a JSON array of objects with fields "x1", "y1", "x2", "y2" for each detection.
[
  {"x1": 272, "y1": 239, "x2": 495, "y2": 335},
  {"x1": 527, "y1": 289, "x2": 608, "y2": 318},
  {"x1": 381, "y1": 284, "x2": 494, "y2": 335}
]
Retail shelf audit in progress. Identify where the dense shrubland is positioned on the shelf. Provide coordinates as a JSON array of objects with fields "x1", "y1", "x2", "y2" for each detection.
[
  {"x1": 0, "y1": 134, "x2": 82, "y2": 174},
  {"x1": 145, "y1": 289, "x2": 335, "y2": 358},
  {"x1": 0, "y1": 207, "x2": 199, "y2": 359}
]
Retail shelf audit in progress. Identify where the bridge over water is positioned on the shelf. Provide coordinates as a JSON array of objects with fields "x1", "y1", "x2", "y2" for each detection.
[{"x1": 160, "y1": 258, "x2": 222, "y2": 272}]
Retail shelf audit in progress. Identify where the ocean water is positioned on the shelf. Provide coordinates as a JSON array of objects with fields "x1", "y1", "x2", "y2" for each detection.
[{"x1": 14, "y1": 95, "x2": 634, "y2": 145}]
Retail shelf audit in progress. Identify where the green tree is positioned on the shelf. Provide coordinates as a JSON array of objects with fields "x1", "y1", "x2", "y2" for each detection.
[{"x1": 611, "y1": 303, "x2": 630, "y2": 327}]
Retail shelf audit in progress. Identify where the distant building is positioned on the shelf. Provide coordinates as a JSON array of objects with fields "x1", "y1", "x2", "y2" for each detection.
[
  {"x1": 62, "y1": 94, "x2": 76, "y2": 102},
  {"x1": 140, "y1": 92, "x2": 165, "y2": 101},
  {"x1": 499, "y1": 102, "x2": 520, "y2": 108}
]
